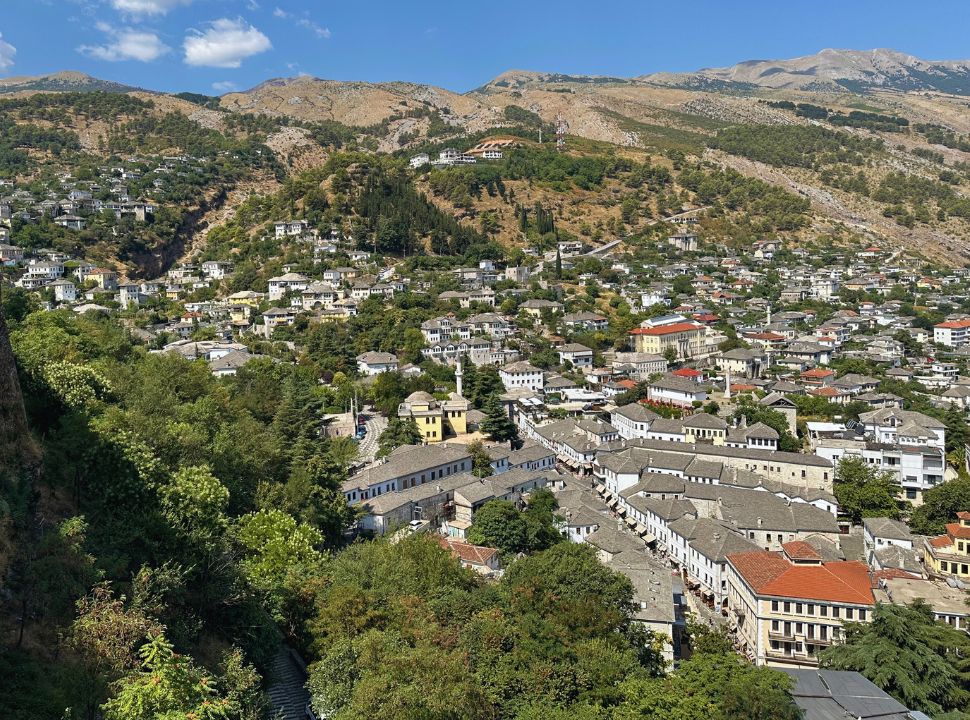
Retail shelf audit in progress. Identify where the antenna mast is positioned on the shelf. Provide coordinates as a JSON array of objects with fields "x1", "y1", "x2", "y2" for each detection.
[{"x1": 555, "y1": 111, "x2": 568, "y2": 152}]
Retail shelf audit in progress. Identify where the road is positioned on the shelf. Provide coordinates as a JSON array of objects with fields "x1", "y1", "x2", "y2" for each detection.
[{"x1": 356, "y1": 410, "x2": 388, "y2": 464}]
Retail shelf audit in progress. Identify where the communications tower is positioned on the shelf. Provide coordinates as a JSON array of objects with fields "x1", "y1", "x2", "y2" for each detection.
[{"x1": 555, "y1": 111, "x2": 568, "y2": 152}]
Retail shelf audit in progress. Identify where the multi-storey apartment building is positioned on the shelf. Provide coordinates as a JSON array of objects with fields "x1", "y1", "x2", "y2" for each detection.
[{"x1": 726, "y1": 543, "x2": 874, "y2": 667}]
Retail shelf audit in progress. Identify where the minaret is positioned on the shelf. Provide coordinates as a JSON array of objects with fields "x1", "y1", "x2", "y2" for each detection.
[
  {"x1": 766, "y1": 303, "x2": 772, "y2": 326},
  {"x1": 455, "y1": 360, "x2": 464, "y2": 397},
  {"x1": 724, "y1": 366, "x2": 732, "y2": 400}
]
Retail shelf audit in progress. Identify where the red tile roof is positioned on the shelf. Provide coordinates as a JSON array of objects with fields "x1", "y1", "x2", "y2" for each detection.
[
  {"x1": 672, "y1": 368, "x2": 702, "y2": 378},
  {"x1": 929, "y1": 535, "x2": 953, "y2": 549},
  {"x1": 630, "y1": 322, "x2": 702, "y2": 336},
  {"x1": 782, "y1": 541, "x2": 821, "y2": 561},
  {"x1": 810, "y1": 387, "x2": 843, "y2": 398},
  {"x1": 935, "y1": 319, "x2": 970, "y2": 329},
  {"x1": 801, "y1": 368, "x2": 834, "y2": 378},
  {"x1": 945, "y1": 522, "x2": 970, "y2": 540},
  {"x1": 437, "y1": 536, "x2": 498, "y2": 567},
  {"x1": 727, "y1": 551, "x2": 875, "y2": 605},
  {"x1": 957, "y1": 511, "x2": 970, "y2": 521}
]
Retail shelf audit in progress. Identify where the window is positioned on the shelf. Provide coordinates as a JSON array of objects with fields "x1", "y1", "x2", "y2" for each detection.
[
  {"x1": 796, "y1": 603, "x2": 803, "y2": 614},
  {"x1": 858, "y1": 609, "x2": 867, "y2": 621},
  {"x1": 771, "y1": 600, "x2": 779, "y2": 612},
  {"x1": 820, "y1": 606, "x2": 828, "y2": 617},
  {"x1": 832, "y1": 607, "x2": 840, "y2": 619},
  {"x1": 807, "y1": 604, "x2": 815, "y2": 616},
  {"x1": 783, "y1": 602, "x2": 791, "y2": 613},
  {"x1": 845, "y1": 608, "x2": 854, "y2": 620}
]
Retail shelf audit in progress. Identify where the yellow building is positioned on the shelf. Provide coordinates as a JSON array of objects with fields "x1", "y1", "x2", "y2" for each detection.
[
  {"x1": 398, "y1": 391, "x2": 469, "y2": 444},
  {"x1": 229, "y1": 304, "x2": 251, "y2": 323},
  {"x1": 226, "y1": 290, "x2": 265, "y2": 308},
  {"x1": 629, "y1": 322, "x2": 706, "y2": 359},
  {"x1": 924, "y1": 511, "x2": 970, "y2": 579}
]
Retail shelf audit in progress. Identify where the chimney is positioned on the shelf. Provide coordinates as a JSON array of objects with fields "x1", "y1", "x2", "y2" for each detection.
[{"x1": 757, "y1": 517, "x2": 763, "y2": 527}]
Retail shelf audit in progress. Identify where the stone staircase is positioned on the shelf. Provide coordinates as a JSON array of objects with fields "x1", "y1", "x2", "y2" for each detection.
[{"x1": 266, "y1": 645, "x2": 312, "y2": 720}]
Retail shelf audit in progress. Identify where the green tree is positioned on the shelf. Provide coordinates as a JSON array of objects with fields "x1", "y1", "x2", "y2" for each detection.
[
  {"x1": 833, "y1": 456, "x2": 901, "y2": 523},
  {"x1": 672, "y1": 274, "x2": 695, "y2": 296},
  {"x1": 467, "y1": 499, "x2": 528, "y2": 556},
  {"x1": 236, "y1": 509, "x2": 323, "y2": 619},
  {"x1": 377, "y1": 417, "x2": 422, "y2": 458},
  {"x1": 466, "y1": 439, "x2": 494, "y2": 478},
  {"x1": 820, "y1": 602, "x2": 970, "y2": 716},
  {"x1": 480, "y1": 394, "x2": 518, "y2": 447},
  {"x1": 102, "y1": 633, "x2": 262, "y2": 720},
  {"x1": 910, "y1": 476, "x2": 970, "y2": 535}
]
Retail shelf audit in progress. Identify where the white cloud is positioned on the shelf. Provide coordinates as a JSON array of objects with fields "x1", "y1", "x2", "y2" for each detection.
[
  {"x1": 274, "y1": 7, "x2": 330, "y2": 39},
  {"x1": 297, "y1": 18, "x2": 330, "y2": 39},
  {"x1": 78, "y1": 23, "x2": 170, "y2": 62},
  {"x1": 0, "y1": 33, "x2": 15, "y2": 72},
  {"x1": 111, "y1": 0, "x2": 192, "y2": 16},
  {"x1": 183, "y1": 18, "x2": 271, "y2": 68},
  {"x1": 212, "y1": 80, "x2": 237, "y2": 92}
]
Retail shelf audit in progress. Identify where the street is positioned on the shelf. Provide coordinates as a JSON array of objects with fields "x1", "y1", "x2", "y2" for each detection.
[{"x1": 356, "y1": 409, "x2": 387, "y2": 464}]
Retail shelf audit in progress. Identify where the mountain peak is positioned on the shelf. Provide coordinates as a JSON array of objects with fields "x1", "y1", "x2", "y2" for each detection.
[
  {"x1": 0, "y1": 70, "x2": 142, "y2": 94},
  {"x1": 640, "y1": 48, "x2": 970, "y2": 94}
]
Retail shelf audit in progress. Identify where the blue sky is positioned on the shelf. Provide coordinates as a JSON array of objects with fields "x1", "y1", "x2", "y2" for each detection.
[{"x1": 2, "y1": 0, "x2": 970, "y2": 94}]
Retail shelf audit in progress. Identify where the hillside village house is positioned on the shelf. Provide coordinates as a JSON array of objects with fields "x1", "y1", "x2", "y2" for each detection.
[
  {"x1": 934, "y1": 318, "x2": 970, "y2": 347},
  {"x1": 727, "y1": 544, "x2": 874, "y2": 667},
  {"x1": 558, "y1": 343, "x2": 594, "y2": 368},
  {"x1": 500, "y1": 361, "x2": 544, "y2": 391},
  {"x1": 924, "y1": 512, "x2": 970, "y2": 580},
  {"x1": 646, "y1": 375, "x2": 710, "y2": 407},
  {"x1": 356, "y1": 351, "x2": 399, "y2": 376},
  {"x1": 274, "y1": 220, "x2": 309, "y2": 237},
  {"x1": 611, "y1": 403, "x2": 661, "y2": 440},
  {"x1": 268, "y1": 272, "x2": 310, "y2": 300}
]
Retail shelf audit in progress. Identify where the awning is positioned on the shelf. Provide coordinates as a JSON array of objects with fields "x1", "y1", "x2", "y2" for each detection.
[
  {"x1": 625, "y1": 516, "x2": 638, "y2": 527},
  {"x1": 639, "y1": 530, "x2": 656, "y2": 544},
  {"x1": 594, "y1": 483, "x2": 606, "y2": 495},
  {"x1": 607, "y1": 498, "x2": 618, "y2": 508}
]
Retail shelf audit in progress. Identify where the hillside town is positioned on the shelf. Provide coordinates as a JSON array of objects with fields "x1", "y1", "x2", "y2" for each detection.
[
  {"x1": 5, "y1": 177, "x2": 970, "y2": 681},
  {"x1": 5, "y1": 22, "x2": 970, "y2": 717}
]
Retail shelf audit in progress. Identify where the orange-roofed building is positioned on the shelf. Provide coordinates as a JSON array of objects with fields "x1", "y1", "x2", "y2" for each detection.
[
  {"x1": 726, "y1": 543, "x2": 874, "y2": 667},
  {"x1": 436, "y1": 535, "x2": 500, "y2": 575},
  {"x1": 934, "y1": 318, "x2": 970, "y2": 348},
  {"x1": 671, "y1": 367, "x2": 703, "y2": 381},
  {"x1": 800, "y1": 368, "x2": 835, "y2": 386},
  {"x1": 629, "y1": 321, "x2": 706, "y2": 359},
  {"x1": 924, "y1": 512, "x2": 970, "y2": 580}
]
